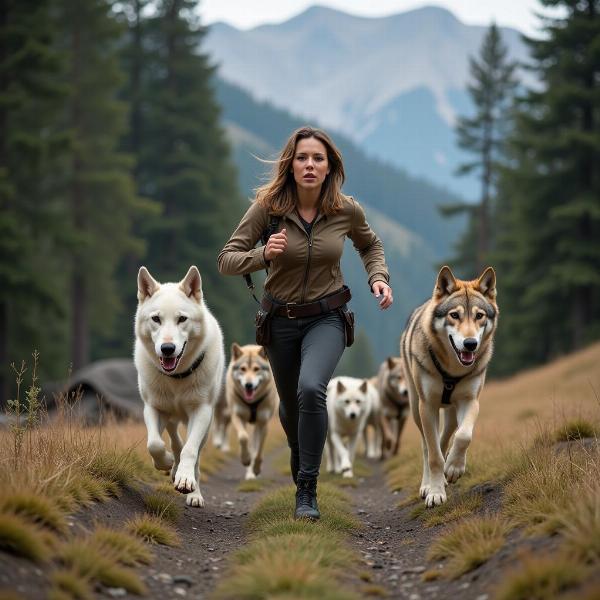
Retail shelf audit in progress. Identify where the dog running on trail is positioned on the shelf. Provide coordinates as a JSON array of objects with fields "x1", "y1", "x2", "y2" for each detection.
[{"x1": 401, "y1": 266, "x2": 498, "y2": 507}]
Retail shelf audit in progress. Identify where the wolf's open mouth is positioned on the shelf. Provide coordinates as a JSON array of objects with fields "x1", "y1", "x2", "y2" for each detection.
[
  {"x1": 243, "y1": 387, "x2": 257, "y2": 403},
  {"x1": 449, "y1": 336, "x2": 475, "y2": 367},
  {"x1": 159, "y1": 342, "x2": 186, "y2": 373}
]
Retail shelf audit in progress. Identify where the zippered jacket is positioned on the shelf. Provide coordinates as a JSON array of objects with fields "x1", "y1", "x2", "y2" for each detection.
[{"x1": 217, "y1": 196, "x2": 390, "y2": 303}]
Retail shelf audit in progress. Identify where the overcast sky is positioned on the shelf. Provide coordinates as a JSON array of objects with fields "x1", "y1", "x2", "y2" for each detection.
[{"x1": 198, "y1": 1, "x2": 558, "y2": 38}]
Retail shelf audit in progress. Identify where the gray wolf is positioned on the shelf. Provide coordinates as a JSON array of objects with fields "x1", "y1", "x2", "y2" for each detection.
[
  {"x1": 325, "y1": 376, "x2": 377, "y2": 478},
  {"x1": 134, "y1": 266, "x2": 225, "y2": 507},
  {"x1": 401, "y1": 266, "x2": 498, "y2": 507},
  {"x1": 225, "y1": 343, "x2": 278, "y2": 480},
  {"x1": 376, "y1": 357, "x2": 410, "y2": 458}
]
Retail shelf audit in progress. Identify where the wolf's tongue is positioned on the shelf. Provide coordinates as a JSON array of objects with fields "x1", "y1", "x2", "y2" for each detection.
[
  {"x1": 460, "y1": 351, "x2": 474, "y2": 364},
  {"x1": 162, "y1": 356, "x2": 177, "y2": 370},
  {"x1": 244, "y1": 389, "x2": 255, "y2": 402}
]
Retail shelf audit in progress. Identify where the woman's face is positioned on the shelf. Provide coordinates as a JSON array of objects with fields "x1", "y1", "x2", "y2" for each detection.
[{"x1": 291, "y1": 137, "x2": 330, "y2": 193}]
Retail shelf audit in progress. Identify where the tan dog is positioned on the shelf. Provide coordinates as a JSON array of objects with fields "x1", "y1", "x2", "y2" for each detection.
[
  {"x1": 377, "y1": 357, "x2": 409, "y2": 458},
  {"x1": 226, "y1": 343, "x2": 278, "y2": 480},
  {"x1": 401, "y1": 266, "x2": 498, "y2": 507}
]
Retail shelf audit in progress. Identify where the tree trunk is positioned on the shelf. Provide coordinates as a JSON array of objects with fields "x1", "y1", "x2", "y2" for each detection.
[{"x1": 69, "y1": 18, "x2": 89, "y2": 370}]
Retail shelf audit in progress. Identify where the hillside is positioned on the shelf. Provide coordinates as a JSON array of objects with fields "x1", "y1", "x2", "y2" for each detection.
[{"x1": 206, "y1": 5, "x2": 531, "y2": 198}]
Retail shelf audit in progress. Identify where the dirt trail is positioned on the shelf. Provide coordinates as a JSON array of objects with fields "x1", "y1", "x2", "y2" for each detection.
[{"x1": 2, "y1": 445, "x2": 517, "y2": 600}]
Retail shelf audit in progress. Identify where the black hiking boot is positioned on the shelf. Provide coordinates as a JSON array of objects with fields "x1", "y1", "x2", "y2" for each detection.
[{"x1": 294, "y1": 477, "x2": 320, "y2": 520}]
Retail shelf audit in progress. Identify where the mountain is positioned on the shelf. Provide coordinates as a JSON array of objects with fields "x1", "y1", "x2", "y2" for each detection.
[
  {"x1": 216, "y1": 78, "x2": 459, "y2": 363},
  {"x1": 205, "y1": 5, "x2": 531, "y2": 199}
]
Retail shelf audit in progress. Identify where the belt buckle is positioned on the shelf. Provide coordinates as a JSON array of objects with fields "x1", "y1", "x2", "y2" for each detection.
[{"x1": 285, "y1": 302, "x2": 297, "y2": 319}]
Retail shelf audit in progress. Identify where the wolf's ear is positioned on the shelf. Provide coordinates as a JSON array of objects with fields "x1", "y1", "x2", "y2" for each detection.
[
  {"x1": 434, "y1": 266, "x2": 458, "y2": 298},
  {"x1": 386, "y1": 356, "x2": 396, "y2": 370},
  {"x1": 180, "y1": 266, "x2": 202, "y2": 301},
  {"x1": 258, "y1": 346, "x2": 267, "y2": 359},
  {"x1": 477, "y1": 267, "x2": 496, "y2": 300},
  {"x1": 360, "y1": 380, "x2": 368, "y2": 394},
  {"x1": 137, "y1": 267, "x2": 160, "y2": 302},
  {"x1": 231, "y1": 342, "x2": 243, "y2": 360},
  {"x1": 336, "y1": 380, "x2": 346, "y2": 394}
]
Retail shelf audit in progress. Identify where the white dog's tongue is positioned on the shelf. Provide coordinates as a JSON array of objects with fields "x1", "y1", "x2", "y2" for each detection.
[
  {"x1": 161, "y1": 356, "x2": 177, "y2": 371},
  {"x1": 460, "y1": 351, "x2": 474, "y2": 364}
]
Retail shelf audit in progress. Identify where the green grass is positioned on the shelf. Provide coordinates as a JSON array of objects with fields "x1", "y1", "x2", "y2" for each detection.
[
  {"x1": 237, "y1": 478, "x2": 270, "y2": 493},
  {"x1": 0, "y1": 493, "x2": 67, "y2": 532},
  {"x1": 213, "y1": 481, "x2": 361, "y2": 599},
  {"x1": 494, "y1": 554, "x2": 587, "y2": 600},
  {"x1": 428, "y1": 515, "x2": 510, "y2": 578},
  {"x1": 126, "y1": 514, "x2": 180, "y2": 546},
  {"x1": 50, "y1": 570, "x2": 93, "y2": 600},
  {"x1": 0, "y1": 513, "x2": 49, "y2": 562},
  {"x1": 422, "y1": 492, "x2": 484, "y2": 527},
  {"x1": 554, "y1": 418, "x2": 598, "y2": 442},
  {"x1": 142, "y1": 491, "x2": 181, "y2": 524}
]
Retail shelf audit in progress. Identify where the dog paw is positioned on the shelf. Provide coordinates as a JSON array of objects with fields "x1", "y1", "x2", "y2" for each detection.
[
  {"x1": 244, "y1": 470, "x2": 256, "y2": 480},
  {"x1": 341, "y1": 467, "x2": 354, "y2": 479},
  {"x1": 149, "y1": 446, "x2": 174, "y2": 472},
  {"x1": 173, "y1": 469, "x2": 197, "y2": 494},
  {"x1": 419, "y1": 484, "x2": 430, "y2": 499},
  {"x1": 425, "y1": 489, "x2": 446, "y2": 507},
  {"x1": 252, "y1": 458, "x2": 262, "y2": 476},
  {"x1": 186, "y1": 490, "x2": 205, "y2": 507},
  {"x1": 444, "y1": 458, "x2": 466, "y2": 484}
]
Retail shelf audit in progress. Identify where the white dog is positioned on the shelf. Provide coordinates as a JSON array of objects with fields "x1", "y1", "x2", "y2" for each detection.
[
  {"x1": 134, "y1": 266, "x2": 225, "y2": 507},
  {"x1": 325, "y1": 376, "x2": 376, "y2": 478}
]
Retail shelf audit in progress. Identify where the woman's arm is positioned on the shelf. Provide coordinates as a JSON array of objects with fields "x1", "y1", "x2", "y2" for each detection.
[
  {"x1": 348, "y1": 199, "x2": 390, "y2": 289},
  {"x1": 217, "y1": 201, "x2": 270, "y2": 276}
]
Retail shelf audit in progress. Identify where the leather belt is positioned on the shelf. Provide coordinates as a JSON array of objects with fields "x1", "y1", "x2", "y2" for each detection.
[{"x1": 261, "y1": 286, "x2": 351, "y2": 319}]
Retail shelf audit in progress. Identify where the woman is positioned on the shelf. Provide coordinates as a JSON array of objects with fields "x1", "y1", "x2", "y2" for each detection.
[{"x1": 218, "y1": 126, "x2": 392, "y2": 520}]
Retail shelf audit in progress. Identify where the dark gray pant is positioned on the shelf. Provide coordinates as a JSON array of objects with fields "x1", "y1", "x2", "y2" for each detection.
[{"x1": 265, "y1": 309, "x2": 346, "y2": 480}]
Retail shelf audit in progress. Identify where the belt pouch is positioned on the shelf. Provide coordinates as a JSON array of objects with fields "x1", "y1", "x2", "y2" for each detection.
[
  {"x1": 255, "y1": 306, "x2": 272, "y2": 346},
  {"x1": 338, "y1": 306, "x2": 355, "y2": 347}
]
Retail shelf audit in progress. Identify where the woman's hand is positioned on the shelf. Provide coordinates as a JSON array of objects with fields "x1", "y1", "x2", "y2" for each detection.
[
  {"x1": 372, "y1": 281, "x2": 393, "y2": 309},
  {"x1": 264, "y1": 228, "x2": 287, "y2": 262}
]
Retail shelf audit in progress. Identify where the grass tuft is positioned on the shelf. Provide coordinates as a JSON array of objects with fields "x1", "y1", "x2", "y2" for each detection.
[
  {"x1": 0, "y1": 493, "x2": 67, "y2": 532},
  {"x1": 142, "y1": 491, "x2": 181, "y2": 524},
  {"x1": 427, "y1": 515, "x2": 509, "y2": 578},
  {"x1": 494, "y1": 554, "x2": 587, "y2": 600},
  {"x1": 422, "y1": 492, "x2": 483, "y2": 527},
  {"x1": 554, "y1": 418, "x2": 598, "y2": 442},
  {"x1": 237, "y1": 478, "x2": 269, "y2": 493},
  {"x1": 0, "y1": 513, "x2": 48, "y2": 562},
  {"x1": 50, "y1": 569, "x2": 93, "y2": 600},
  {"x1": 87, "y1": 449, "x2": 145, "y2": 489},
  {"x1": 91, "y1": 526, "x2": 153, "y2": 566},
  {"x1": 559, "y1": 487, "x2": 600, "y2": 563},
  {"x1": 126, "y1": 514, "x2": 180, "y2": 546}
]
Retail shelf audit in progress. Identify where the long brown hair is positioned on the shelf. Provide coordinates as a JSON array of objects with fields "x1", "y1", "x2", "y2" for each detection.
[{"x1": 255, "y1": 126, "x2": 346, "y2": 216}]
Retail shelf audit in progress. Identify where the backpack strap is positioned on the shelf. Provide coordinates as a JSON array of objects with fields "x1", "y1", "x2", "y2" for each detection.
[{"x1": 244, "y1": 215, "x2": 281, "y2": 304}]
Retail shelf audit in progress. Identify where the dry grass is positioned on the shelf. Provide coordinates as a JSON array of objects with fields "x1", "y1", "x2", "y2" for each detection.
[
  {"x1": 126, "y1": 514, "x2": 180, "y2": 546},
  {"x1": 50, "y1": 570, "x2": 93, "y2": 600},
  {"x1": 237, "y1": 478, "x2": 270, "y2": 492},
  {"x1": 494, "y1": 553, "x2": 588, "y2": 600},
  {"x1": 428, "y1": 515, "x2": 510, "y2": 578}
]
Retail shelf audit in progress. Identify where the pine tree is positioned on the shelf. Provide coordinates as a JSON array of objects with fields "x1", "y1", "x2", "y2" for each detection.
[
  {"x1": 55, "y1": 0, "x2": 145, "y2": 369},
  {"x1": 441, "y1": 23, "x2": 518, "y2": 277},
  {"x1": 135, "y1": 0, "x2": 253, "y2": 345},
  {"x1": 491, "y1": 0, "x2": 600, "y2": 375},
  {"x1": 0, "y1": 0, "x2": 70, "y2": 400}
]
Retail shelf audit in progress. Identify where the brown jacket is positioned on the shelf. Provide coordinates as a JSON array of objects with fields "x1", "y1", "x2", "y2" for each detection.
[{"x1": 217, "y1": 196, "x2": 389, "y2": 303}]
